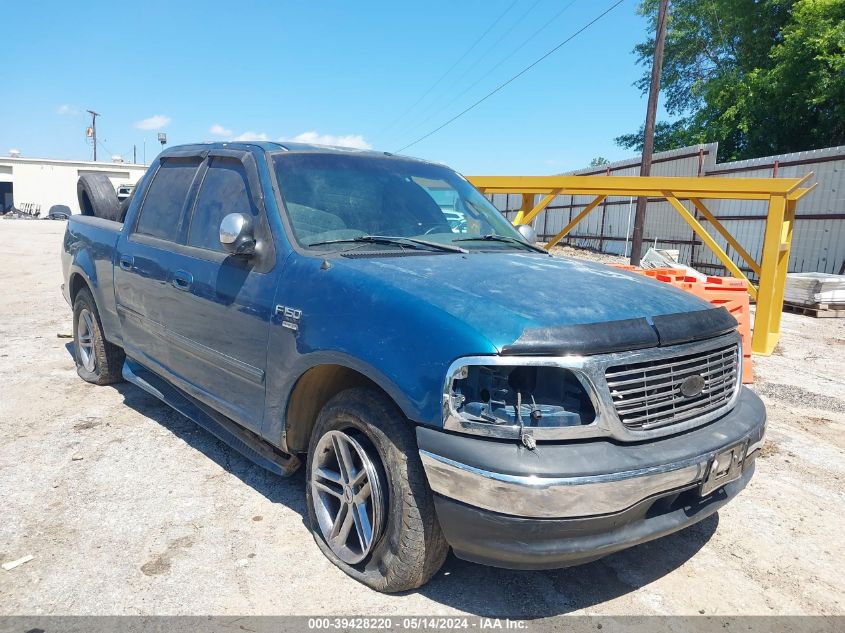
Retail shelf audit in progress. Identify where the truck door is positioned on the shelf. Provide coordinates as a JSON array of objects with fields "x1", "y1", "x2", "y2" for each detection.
[
  {"x1": 114, "y1": 155, "x2": 204, "y2": 373},
  {"x1": 154, "y1": 150, "x2": 278, "y2": 434}
]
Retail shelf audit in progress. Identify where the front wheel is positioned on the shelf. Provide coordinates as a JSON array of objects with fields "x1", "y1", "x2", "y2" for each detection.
[{"x1": 306, "y1": 388, "x2": 448, "y2": 592}]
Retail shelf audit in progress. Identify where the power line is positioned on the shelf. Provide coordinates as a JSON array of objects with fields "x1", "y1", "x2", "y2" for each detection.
[
  {"x1": 379, "y1": 0, "x2": 519, "y2": 137},
  {"x1": 459, "y1": 0, "x2": 581, "y2": 100},
  {"x1": 392, "y1": 0, "x2": 545, "y2": 143},
  {"x1": 96, "y1": 139, "x2": 119, "y2": 160},
  {"x1": 395, "y1": 0, "x2": 626, "y2": 153},
  {"x1": 393, "y1": 0, "x2": 579, "y2": 146}
]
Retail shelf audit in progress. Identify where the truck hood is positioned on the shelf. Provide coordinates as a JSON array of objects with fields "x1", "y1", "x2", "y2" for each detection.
[{"x1": 334, "y1": 252, "x2": 712, "y2": 351}]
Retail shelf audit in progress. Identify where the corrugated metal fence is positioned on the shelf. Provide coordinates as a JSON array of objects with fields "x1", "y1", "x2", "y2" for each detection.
[{"x1": 489, "y1": 144, "x2": 845, "y2": 278}]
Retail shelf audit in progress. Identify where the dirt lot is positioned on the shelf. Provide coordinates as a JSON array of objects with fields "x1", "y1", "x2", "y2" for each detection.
[{"x1": 1, "y1": 220, "x2": 843, "y2": 617}]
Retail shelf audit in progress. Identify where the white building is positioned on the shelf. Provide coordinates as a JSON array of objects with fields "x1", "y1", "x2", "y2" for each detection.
[{"x1": 0, "y1": 155, "x2": 148, "y2": 215}]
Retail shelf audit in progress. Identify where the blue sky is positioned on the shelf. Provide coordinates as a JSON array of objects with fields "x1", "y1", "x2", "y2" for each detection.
[{"x1": 1, "y1": 0, "x2": 663, "y2": 174}]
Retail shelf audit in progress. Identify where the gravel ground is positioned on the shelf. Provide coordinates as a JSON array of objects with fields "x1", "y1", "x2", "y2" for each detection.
[
  {"x1": 547, "y1": 244, "x2": 628, "y2": 265},
  {"x1": 1, "y1": 220, "x2": 843, "y2": 617}
]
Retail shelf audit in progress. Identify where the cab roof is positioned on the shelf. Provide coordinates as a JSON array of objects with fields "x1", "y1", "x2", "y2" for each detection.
[{"x1": 159, "y1": 141, "x2": 429, "y2": 164}]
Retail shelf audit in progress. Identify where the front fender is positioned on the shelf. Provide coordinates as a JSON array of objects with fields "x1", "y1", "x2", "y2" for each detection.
[{"x1": 261, "y1": 254, "x2": 499, "y2": 447}]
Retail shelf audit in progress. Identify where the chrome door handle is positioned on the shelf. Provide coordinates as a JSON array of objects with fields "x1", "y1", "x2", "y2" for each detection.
[
  {"x1": 171, "y1": 270, "x2": 193, "y2": 290},
  {"x1": 119, "y1": 255, "x2": 134, "y2": 271}
]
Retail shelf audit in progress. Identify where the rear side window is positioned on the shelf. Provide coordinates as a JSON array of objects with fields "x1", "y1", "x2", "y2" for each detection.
[
  {"x1": 187, "y1": 158, "x2": 255, "y2": 252},
  {"x1": 135, "y1": 159, "x2": 200, "y2": 241}
]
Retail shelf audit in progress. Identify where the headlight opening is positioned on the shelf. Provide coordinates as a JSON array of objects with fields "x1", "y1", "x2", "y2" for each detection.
[{"x1": 449, "y1": 364, "x2": 596, "y2": 429}]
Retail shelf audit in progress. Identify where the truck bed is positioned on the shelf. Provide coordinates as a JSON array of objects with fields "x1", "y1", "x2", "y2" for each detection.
[{"x1": 62, "y1": 215, "x2": 124, "y2": 346}]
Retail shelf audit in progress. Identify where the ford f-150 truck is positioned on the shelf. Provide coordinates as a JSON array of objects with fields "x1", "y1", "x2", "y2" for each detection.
[{"x1": 62, "y1": 142, "x2": 765, "y2": 592}]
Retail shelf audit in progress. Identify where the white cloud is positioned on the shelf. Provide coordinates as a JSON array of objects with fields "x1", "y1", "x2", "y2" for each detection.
[
  {"x1": 135, "y1": 115, "x2": 171, "y2": 130},
  {"x1": 209, "y1": 123, "x2": 233, "y2": 137},
  {"x1": 231, "y1": 131, "x2": 269, "y2": 141},
  {"x1": 56, "y1": 104, "x2": 78, "y2": 116},
  {"x1": 207, "y1": 127, "x2": 370, "y2": 148},
  {"x1": 285, "y1": 131, "x2": 372, "y2": 149}
]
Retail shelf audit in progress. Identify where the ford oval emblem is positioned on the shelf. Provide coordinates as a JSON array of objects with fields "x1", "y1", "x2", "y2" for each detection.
[{"x1": 680, "y1": 375, "x2": 706, "y2": 398}]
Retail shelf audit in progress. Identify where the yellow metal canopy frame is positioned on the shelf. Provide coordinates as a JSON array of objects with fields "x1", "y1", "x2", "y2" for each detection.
[{"x1": 468, "y1": 174, "x2": 817, "y2": 356}]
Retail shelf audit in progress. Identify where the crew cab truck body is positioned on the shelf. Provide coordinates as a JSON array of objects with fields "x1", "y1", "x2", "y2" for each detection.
[{"x1": 62, "y1": 142, "x2": 765, "y2": 591}]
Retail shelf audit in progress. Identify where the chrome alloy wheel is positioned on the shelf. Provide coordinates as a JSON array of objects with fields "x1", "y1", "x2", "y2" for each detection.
[
  {"x1": 76, "y1": 308, "x2": 96, "y2": 373},
  {"x1": 310, "y1": 430, "x2": 385, "y2": 565}
]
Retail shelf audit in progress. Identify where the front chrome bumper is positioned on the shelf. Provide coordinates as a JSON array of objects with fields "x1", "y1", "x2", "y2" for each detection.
[
  {"x1": 422, "y1": 435, "x2": 762, "y2": 519},
  {"x1": 420, "y1": 386, "x2": 765, "y2": 522},
  {"x1": 418, "y1": 387, "x2": 765, "y2": 569}
]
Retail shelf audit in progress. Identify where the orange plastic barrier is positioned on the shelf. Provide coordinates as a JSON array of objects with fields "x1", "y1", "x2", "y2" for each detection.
[{"x1": 610, "y1": 265, "x2": 753, "y2": 383}]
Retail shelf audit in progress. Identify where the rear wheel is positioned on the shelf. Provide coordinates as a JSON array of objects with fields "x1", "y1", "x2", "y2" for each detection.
[
  {"x1": 72, "y1": 287, "x2": 125, "y2": 385},
  {"x1": 306, "y1": 388, "x2": 448, "y2": 592}
]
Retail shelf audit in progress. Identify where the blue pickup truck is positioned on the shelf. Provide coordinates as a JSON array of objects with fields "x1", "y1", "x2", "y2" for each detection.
[{"x1": 62, "y1": 142, "x2": 765, "y2": 592}]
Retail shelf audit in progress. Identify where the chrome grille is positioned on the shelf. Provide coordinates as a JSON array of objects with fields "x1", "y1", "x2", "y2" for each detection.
[{"x1": 605, "y1": 343, "x2": 739, "y2": 430}]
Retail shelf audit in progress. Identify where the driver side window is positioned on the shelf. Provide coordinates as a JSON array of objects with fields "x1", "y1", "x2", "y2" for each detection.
[{"x1": 187, "y1": 158, "x2": 255, "y2": 252}]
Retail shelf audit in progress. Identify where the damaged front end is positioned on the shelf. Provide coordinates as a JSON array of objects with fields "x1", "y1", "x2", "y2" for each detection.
[{"x1": 443, "y1": 357, "x2": 602, "y2": 444}]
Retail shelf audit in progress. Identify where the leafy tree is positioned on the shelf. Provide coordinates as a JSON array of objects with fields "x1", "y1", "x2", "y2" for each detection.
[
  {"x1": 589, "y1": 156, "x2": 610, "y2": 166},
  {"x1": 617, "y1": 0, "x2": 845, "y2": 161}
]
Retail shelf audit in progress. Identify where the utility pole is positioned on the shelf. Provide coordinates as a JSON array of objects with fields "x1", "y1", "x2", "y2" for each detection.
[
  {"x1": 629, "y1": 0, "x2": 669, "y2": 265},
  {"x1": 86, "y1": 110, "x2": 100, "y2": 162},
  {"x1": 133, "y1": 145, "x2": 137, "y2": 164}
]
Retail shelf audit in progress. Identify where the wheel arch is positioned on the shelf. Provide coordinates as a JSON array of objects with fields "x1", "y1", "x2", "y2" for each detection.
[
  {"x1": 68, "y1": 270, "x2": 93, "y2": 304},
  {"x1": 67, "y1": 241, "x2": 100, "y2": 300},
  {"x1": 283, "y1": 362, "x2": 415, "y2": 454}
]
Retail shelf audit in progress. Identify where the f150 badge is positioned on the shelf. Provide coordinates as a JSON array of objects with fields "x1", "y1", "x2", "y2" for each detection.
[{"x1": 275, "y1": 305, "x2": 302, "y2": 331}]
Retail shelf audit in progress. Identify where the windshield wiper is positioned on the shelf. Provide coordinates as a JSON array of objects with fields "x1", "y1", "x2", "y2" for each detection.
[
  {"x1": 452, "y1": 233, "x2": 548, "y2": 253},
  {"x1": 305, "y1": 235, "x2": 467, "y2": 254}
]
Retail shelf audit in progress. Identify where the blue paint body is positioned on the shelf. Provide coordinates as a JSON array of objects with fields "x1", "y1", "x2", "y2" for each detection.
[{"x1": 62, "y1": 142, "x2": 712, "y2": 451}]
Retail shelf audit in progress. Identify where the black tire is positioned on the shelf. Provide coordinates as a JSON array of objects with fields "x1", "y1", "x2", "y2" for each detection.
[
  {"x1": 47, "y1": 204, "x2": 72, "y2": 220},
  {"x1": 116, "y1": 196, "x2": 131, "y2": 223},
  {"x1": 72, "y1": 287, "x2": 125, "y2": 385},
  {"x1": 77, "y1": 174, "x2": 119, "y2": 221},
  {"x1": 305, "y1": 388, "x2": 448, "y2": 592}
]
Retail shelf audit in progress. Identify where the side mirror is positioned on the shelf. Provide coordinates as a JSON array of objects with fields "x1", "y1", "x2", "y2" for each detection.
[
  {"x1": 516, "y1": 224, "x2": 537, "y2": 244},
  {"x1": 219, "y1": 213, "x2": 256, "y2": 256}
]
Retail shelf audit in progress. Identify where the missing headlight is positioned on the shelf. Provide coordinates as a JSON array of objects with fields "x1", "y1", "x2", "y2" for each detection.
[{"x1": 449, "y1": 365, "x2": 596, "y2": 428}]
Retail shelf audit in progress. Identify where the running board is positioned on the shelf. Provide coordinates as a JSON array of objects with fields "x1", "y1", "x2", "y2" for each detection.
[{"x1": 122, "y1": 359, "x2": 300, "y2": 477}]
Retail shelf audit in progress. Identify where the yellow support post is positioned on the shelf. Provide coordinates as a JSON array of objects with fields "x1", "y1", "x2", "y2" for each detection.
[
  {"x1": 513, "y1": 193, "x2": 535, "y2": 225},
  {"x1": 767, "y1": 197, "x2": 796, "y2": 346},
  {"x1": 689, "y1": 198, "x2": 761, "y2": 276},
  {"x1": 789, "y1": 184, "x2": 818, "y2": 201},
  {"x1": 664, "y1": 195, "x2": 757, "y2": 298},
  {"x1": 545, "y1": 195, "x2": 606, "y2": 250},
  {"x1": 517, "y1": 190, "x2": 560, "y2": 226},
  {"x1": 752, "y1": 195, "x2": 788, "y2": 355}
]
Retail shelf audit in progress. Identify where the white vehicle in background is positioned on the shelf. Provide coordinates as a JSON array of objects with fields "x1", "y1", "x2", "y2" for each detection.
[
  {"x1": 443, "y1": 210, "x2": 467, "y2": 233},
  {"x1": 429, "y1": 188, "x2": 467, "y2": 232},
  {"x1": 116, "y1": 184, "x2": 135, "y2": 201}
]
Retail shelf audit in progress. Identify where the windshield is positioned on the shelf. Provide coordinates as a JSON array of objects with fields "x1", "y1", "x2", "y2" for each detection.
[{"x1": 272, "y1": 153, "x2": 525, "y2": 252}]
